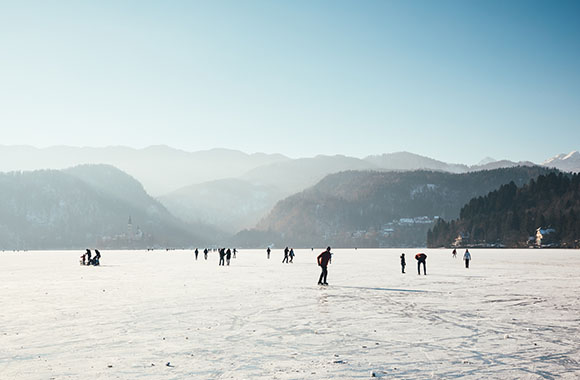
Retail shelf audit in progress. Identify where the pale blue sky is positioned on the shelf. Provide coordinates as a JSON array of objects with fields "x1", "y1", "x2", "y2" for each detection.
[{"x1": 0, "y1": 0, "x2": 578, "y2": 164}]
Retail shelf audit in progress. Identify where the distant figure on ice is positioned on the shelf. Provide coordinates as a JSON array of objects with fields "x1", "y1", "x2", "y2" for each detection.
[
  {"x1": 219, "y1": 248, "x2": 225, "y2": 266},
  {"x1": 86, "y1": 249, "x2": 92, "y2": 265},
  {"x1": 400, "y1": 253, "x2": 406, "y2": 274},
  {"x1": 204, "y1": 248, "x2": 208, "y2": 260},
  {"x1": 233, "y1": 248, "x2": 237, "y2": 258},
  {"x1": 283, "y1": 247, "x2": 289, "y2": 263},
  {"x1": 415, "y1": 253, "x2": 427, "y2": 275},
  {"x1": 80, "y1": 251, "x2": 87, "y2": 265},
  {"x1": 289, "y1": 248, "x2": 295, "y2": 263},
  {"x1": 93, "y1": 249, "x2": 101, "y2": 266},
  {"x1": 226, "y1": 248, "x2": 232, "y2": 265},
  {"x1": 195, "y1": 248, "x2": 199, "y2": 260},
  {"x1": 452, "y1": 248, "x2": 457, "y2": 258},
  {"x1": 463, "y1": 249, "x2": 471, "y2": 268},
  {"x1": 317, "y1": 246, "x2": 332, "y2": 285},
  {"x1": 267, "y1": 247, "x2": 271, "y2": 259}
]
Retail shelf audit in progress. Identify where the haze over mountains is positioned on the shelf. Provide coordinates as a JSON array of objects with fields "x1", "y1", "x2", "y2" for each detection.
[
  {"x1": 0, "y1": 145, "x2": 289, "y2": 196},
  {"x1": 238, "y1": 166, "x2": 553, "y2": 248},
  {"x1": 0, "y1": 165, "x2": 219, "y2": 250},
  {"x1": 0, "y1": 145, "x2": 577, "y2": 249}
]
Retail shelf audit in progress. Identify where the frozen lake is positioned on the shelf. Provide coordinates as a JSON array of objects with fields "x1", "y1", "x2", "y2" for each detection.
[{"x1": 1, "y1": 248, "x2": 579, "y2": 379}]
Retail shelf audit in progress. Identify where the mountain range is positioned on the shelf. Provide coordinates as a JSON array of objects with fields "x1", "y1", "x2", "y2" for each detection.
[
  {"x1": 0, "y1": 145, "x2": 578, "y2": 247},
  {"x1": 235, "y1": 166, "x2": 555, "y2": 248},
  {"x1": 0, "y1": 165, "x2": 219, "y2": 250}
]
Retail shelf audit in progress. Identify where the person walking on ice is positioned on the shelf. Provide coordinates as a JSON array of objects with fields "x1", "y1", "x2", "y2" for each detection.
[
  {"x1": 452, "y1": 248, "x2": 457, "y2": 258},
  {"x1": 415, "y1": 253, "x2": 427, "y2": 275},
  {"x1": 317, "y1": 246, "x2": 332, "y2": 285},
  {"x1": 463, "y1": 249, "x2": 471, "y2": 268},
  {"x1": 400, "y1": 253, "x2": 406, "y2": 274},
  {"x1": 266, "y1": 247, "x2": 271, "y2": 259},
  {"x1": 226, "y1": 248, "x2": 232, "y2": 266},
  {"x1": 282, "y1": 247, "x2": 289, "y2": 263}
]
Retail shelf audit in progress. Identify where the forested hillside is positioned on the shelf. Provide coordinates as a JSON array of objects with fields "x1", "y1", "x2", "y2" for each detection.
[
  {"x1": 0, "y1": 165, "x2": 216, "y2": 250},
  {"x1": 236, "y1": 166, "x2": 553, "y2": 248},
  {"x1": 428, "y1": 172, "x2": 580, "y2": 248}
]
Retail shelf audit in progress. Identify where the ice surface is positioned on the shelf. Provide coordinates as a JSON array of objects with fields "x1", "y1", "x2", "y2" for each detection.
[{"x1": 1, "y1": 249, "x2": 579, "y2": 379}]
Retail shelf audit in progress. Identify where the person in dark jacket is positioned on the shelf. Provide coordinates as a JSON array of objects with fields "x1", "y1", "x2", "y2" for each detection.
[
  {"x1": 226, "y1": 248, "x2": 232, "y2": 265},
  {"x1": 195, "y1": 248, "x2": 199, "y2": 260},
  {"x1": 415, "y1": 253, "x2": 427, "y2": 275},
  {"x1": 219, "y1": 248, "x2": 225, "y2": 266},
  {"x1": 400, "y1": 253, "x2": 406, "y2": 274},
  {"x1": 317, "y1": 247, "x2": 332, "y2": 285},
  {"x1": 267, "y1": 247, "x2": 271, "y2": 259},
  {"x1": 282, "y1": 247, "x2": 289, "y2": 263},
  {"x1": 93, "y1": 249, "x2": 101, "y2": 266}
]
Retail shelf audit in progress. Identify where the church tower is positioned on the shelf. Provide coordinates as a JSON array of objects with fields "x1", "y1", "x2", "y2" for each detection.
[{"x1": 127, "y1": 216, "x2": 133, "y2": 241}]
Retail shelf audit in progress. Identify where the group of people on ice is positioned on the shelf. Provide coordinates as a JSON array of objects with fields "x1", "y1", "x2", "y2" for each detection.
[
  {"x1": 191, "y1": 247, "x2": 238, "y2": 264},
  {"x1": 218, "y1": 247, "x2": 236, "y2": 266},
  {"x1": 282, "y1": 246, "x2": 295, "y2": 263},
  {"x1": 399, "y1": 248, "x2": 472, "y2": 275},
  {"x1": 80, "y1": 249, "x2": 101, "y2": 266}
]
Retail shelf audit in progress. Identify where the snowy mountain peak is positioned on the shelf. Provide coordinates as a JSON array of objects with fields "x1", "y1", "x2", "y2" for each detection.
[
  {"x1": 542, "y1": 151, "x2": 580, "y2": 172},
  {"x1": 563, "y1": 151, "x2": 580, "y2": 160}
]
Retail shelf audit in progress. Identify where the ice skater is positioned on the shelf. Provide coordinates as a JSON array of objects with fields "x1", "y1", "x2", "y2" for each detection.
[
  {"x1": 400, "y1": 253, "x2": 406, "y2": 274},
  {"x1": 233, "y1": 248, "x2": 237, "y2": 258},
  {"x1": 317, "y1": 246, "x2": 332, "y2": 285},
  {"x1": 289, "y1": 248, "x2": 295, "y2": 263},
  {"x1": 452, "y1": 248, "x2": 457, "y2": 258},
  {"x1": 415, "y1": 253, "x2": 427, "y2": 275},
  {"x1": 282, "y1": 247, "x2": 289, "y2": 263},
  {"x1": 267, "y1": 247, "x2": 271, "y2": 259},
  {"x1": 463, "y1": 249, "x2": 471, "y2": 268}
]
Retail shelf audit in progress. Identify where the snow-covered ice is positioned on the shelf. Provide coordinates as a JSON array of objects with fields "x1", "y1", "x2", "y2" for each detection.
[{"x1": 1, "y1": 248, "x2": 579, "y2": 379}]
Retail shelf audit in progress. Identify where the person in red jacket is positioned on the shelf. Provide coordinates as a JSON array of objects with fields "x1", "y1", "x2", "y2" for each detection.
[
  {"x1": 317, "y1": 247, "x2": 332, "y2": 285},
  {"x1": 415, "y1": 253, "x2": 427, "y2": 275}
]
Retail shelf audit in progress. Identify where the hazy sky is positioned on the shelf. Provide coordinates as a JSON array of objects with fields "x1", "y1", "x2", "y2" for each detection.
[{"x1": 1, "y1": 0, "x2": 579, "y2": 164}]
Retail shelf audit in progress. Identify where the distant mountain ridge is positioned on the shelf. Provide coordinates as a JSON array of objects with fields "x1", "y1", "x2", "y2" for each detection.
[
  {"x1": 0, "y1": 145, "x2": 290, "y2": 196},
  {"x1": 363, "y1": 152, "x2": 467, "y2": 173},
  {"x1": 0, "y1": 165, "x2": 218, "y2": 250},
  {"x1": 1, "y1": 145, "x2": 577, "y2": 238},
  {"x1": 160, "y1": 152, "x2": 542, "y2": 232},
  {"x1": 234, "y1": 166, "x2": 555, "y2": 248}
]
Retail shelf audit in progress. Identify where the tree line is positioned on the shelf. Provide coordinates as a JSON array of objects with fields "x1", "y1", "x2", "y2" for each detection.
[{"x1": 427, "y1": 172, "x2": 580, "y2": 248}]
